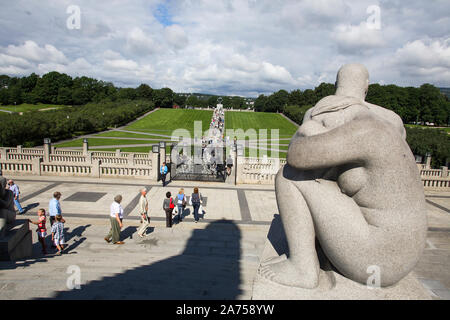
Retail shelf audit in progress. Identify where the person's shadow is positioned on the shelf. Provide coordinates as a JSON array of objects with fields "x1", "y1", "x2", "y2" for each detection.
[{"x1": 48, "y1": 220, "x2": 242, "y2": 299}]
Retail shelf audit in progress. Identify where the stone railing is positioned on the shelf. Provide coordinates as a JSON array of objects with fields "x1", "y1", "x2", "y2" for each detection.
[
  {"x1": 236, "y1": 157, "x2": 287, "y2": 185},
  {"x1": 420, "y1": 166, "x2": 449, "y2": 190},
  {"x1": 1, "y1": 143, "x2": 449, "y2": 190},
  {"x1": 0, "y1": 144, "x2": 159, "y2": 180}
]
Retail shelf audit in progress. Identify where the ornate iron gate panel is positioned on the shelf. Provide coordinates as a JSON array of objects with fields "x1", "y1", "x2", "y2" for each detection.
[{"x1": 170, "y1": 142, "x2": 226, "y2": 182}]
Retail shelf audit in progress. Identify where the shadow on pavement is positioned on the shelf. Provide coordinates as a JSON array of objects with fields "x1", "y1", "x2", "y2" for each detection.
[{"x1": 48, "y1": 219, "x2": 242, "y2": 299}]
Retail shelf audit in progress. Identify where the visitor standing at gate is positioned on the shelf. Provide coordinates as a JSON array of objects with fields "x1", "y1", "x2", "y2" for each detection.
[
  {"x1": 8, "y1": 180, "x2": 24, "y2": 214},
  {"x1": 163, "y1": 191, "x2": 174, "y2": 228},
  {"x1": 160, "y1": 162, "x2": 168, "y2": 187}
]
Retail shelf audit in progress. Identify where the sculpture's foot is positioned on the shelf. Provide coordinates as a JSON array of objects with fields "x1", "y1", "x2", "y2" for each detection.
[{"x1": 259, "y1": 259, "x2": 319, "y2": 289}]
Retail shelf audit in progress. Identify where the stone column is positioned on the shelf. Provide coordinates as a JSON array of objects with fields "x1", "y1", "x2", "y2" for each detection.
[
  {"x1": 32, "y1": 157, "x2": 42, "y2": 176},
  {"x1": 235, "y1": 144, "x2": 245, "y2": 184},
  {"x1": 160, "y1": 143, "x2": 166, "y2": 165},
  {"x1": 441, "y1": 166, "x2": 448, "y2": 178},
  {"x1": 17, "y1": 145, "x2": 23, "y2": 154},
  {"x1": 82, "y1": 139, "x2": 89, "y2": 156},
  {"x1": 43, "y1": 139, "x2": 51, "y2": 162},
  {"x1": 0, "y1": 148, "x2": 6, "y2": 160},
  {"x1": 128, "y1": 153, "x2": 135, "y2": 166},
  {"x1": 115, "y1": 149, "x2": 121, "y2": 158},
  {"x1": 91, "y1": 159, "x2": 101, "y2": 178},
  {"x1": 151, "y1": 150, "x2": 159, "y2": 181},
  {"x1": 86, "y1": 151, "x2": 93, "y2": 164},
  {"x1": 425, "y1": 153, "x2": 432, "y2": 169}
]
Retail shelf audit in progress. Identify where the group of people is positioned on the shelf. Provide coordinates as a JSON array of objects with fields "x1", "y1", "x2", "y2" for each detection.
[
  {"x1": 163, "y1": 187, "x2": 205, "y2": 227},
  {"x1": 28, "y1": 192, "x2": 66, "y2": 255},
  {"x1": 105, "y1": 186, "x2": 205, "y2": 245}
]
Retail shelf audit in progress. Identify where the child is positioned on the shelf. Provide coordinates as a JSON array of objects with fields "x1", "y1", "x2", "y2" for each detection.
[
  {"x1": 28, "y1": 208, "x2": 47, "y2": 255},
  {"x1": 51, "y1": 215, "x2": 65, "y2": 255}
]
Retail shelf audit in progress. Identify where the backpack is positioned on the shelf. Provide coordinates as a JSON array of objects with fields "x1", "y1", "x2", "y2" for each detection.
[
  {"x1": 191, "y1": 193, "x2": 201, "y2": 204},
  {"x1": 169, "y1": 198, "x2": 175, "y2": 209}
]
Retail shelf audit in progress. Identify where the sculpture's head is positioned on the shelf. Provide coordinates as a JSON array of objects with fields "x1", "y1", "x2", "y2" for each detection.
[{"x1": 335, "y1": 63, "x2": 369, "y2": 101}]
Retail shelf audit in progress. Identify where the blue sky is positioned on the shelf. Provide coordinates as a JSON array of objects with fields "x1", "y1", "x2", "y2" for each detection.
[{"x1": 0, "y1": 0, "x2": 449, "y2": 96}]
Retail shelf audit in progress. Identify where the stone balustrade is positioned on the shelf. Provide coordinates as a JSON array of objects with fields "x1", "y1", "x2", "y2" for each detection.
[
  {"x1": 0, "y1": 144, "x2": 448, "y2": 190},
  {"x1": 0, "y1": 145, "x2": 158, "y2": 180}
]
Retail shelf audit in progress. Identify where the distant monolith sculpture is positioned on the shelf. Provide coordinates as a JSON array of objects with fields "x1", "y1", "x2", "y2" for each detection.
[{"x1": 254, "y1": 64, "x2": 429, "y2": 299}]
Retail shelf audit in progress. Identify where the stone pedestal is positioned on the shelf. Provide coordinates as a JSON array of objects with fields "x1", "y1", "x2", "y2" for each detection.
[
  {"x1": 252, "y1": 215, "x2": 431, "y2": 300},
  {"x1": 0, "y1": 219, "x2": 32, "y2": 261}
]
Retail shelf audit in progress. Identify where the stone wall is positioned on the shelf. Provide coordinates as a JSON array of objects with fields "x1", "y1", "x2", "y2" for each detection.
[
  {"x1": 0, "y1": 145, "x2": 158, "y2": 181},
  {"x1": 1, "y1": 145, "x2": 448, "y2": 190}
]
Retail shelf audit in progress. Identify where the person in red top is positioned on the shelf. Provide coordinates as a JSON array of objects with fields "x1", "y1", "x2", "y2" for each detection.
[{"x1": 29, "y1": 208, "x2": 48, "y2": 255}]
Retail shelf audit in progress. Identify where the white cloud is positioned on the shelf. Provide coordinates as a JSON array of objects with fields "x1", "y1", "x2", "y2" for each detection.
[
  {"x1": 5, "y1": 40, "x2": 68, "y2": 64},
  {"x1": 0, "y1": 0, "x2": 449, "y2": 93},
  {"x1": 164, "y1": 24, "x2": 188, "y2": 50},
  {"x1": 333, "y1": 22, "x2": 386, "y2": 54}
]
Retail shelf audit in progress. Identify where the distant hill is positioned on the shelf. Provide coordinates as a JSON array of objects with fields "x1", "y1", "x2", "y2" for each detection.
[{"x1": 439, "y1": 88, "x2": 450, "y2": 98}]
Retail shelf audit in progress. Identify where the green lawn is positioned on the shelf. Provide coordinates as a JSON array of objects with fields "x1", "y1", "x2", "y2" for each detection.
[
  {"x1": 94, "y1": 131, "x2": 175, "y2": 140},
  {"x1": 405, "y1": 124, "x2": 450, "y2": 133},
  {"x1": 0, "y1": 103, "x2": 69, "y2": 113},
  {"x1": 225, "y1": 112, "x2": 298, "y2": 140},
  {"x1": 125, "y1": 109, "x2": 213, "y2": 136},
  {"x1": 54, "y1": 109, "x2": 296, "y2": 159},
  {"x1": 55, "y1": 138, "x2": 161, "y2": 148}
]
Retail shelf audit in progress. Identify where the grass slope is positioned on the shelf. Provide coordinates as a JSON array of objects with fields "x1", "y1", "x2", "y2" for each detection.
[
  {"x1": 125, "y1": 109, "x2": 213, "y2": 136},
  {"x1": 225, "y1": 112, "x2": 298, "y2": 139}
]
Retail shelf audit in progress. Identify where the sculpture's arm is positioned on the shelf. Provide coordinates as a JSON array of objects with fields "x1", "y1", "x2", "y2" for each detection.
[{"x1": 287, "y1": 116, "x2": 393, "y2": 170}]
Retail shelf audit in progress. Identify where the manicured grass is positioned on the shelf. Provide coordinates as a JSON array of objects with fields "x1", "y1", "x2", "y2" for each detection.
[
  {"x1": 55, "y1": 138, "x2": 161, "y2": 148},
  {"x1": 0, "y1": 103, "x2": 69, "y2": 113},
  {"x1": 405, "y1": 124, "x2": 450, "y2": 133},
  {"x1": 125, "y1": 109, "x2": 213, "y2": 136},
  {"x1": 94, "y1": 146, "x2": 170, "y2": 153},
  {"x1": 94, "y1": 131, "x2": 175, "y2": 140},
  {"x1": 225, "y1": 112, "x2": 297, "y2": 140}
]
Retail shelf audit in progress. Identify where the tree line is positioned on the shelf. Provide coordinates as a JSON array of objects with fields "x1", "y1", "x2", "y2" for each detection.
[
  {"x1": 0, "y1": 72, "x2": 254, "y2": 109},
  {"x1": 0, "y1": 100, "x2": 154, "y2": 147},
  {"x1": 256, "y1": 83, "x2": 450, "y2": 126}
]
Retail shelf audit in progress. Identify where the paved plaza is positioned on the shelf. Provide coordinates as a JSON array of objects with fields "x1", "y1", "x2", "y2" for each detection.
[{"x1": 0, "y1": 175, "x2": 449, "y2": 299}]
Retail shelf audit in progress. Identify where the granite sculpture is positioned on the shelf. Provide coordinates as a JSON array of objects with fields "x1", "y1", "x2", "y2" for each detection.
[{"x1": 259, "y1": 64, "x2": 428, "y2": 289}]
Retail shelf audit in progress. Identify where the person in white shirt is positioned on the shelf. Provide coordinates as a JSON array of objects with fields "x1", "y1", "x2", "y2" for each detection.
[
  {"x1": 104, "y1": 195, "x2": 124, "y2": 245},
  {"x1": 136, "y1": 188, "x2": 150, "y2": 238}
]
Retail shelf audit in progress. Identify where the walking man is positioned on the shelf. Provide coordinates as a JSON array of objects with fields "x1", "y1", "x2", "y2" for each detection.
[
  {"x1": 8, "y1": 180, "x2": 24, "y2": 214},
  {"x1": 160, "y1": 162, "x2": 168, "y2": 187},
  {"x1": 137, "y1": 188, "x2": 150, "y2": 238},
  {"x1": 105, "y1": 195, "x2": 125, "y2": 245}
]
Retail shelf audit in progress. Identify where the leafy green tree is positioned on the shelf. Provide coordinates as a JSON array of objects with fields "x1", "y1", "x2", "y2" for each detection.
[
  {"x1": 136, "y1": 84, "x2": 153, "y2": 100},
  {"x1": 57, "y1": 87, "x2": 73, "y2": 105},
  {"x1": 254, "y1": 94, "x2": 267, "y2": 112},
  {"x1": 153, "y1": 88, "x2": 174, "y2": 108}
]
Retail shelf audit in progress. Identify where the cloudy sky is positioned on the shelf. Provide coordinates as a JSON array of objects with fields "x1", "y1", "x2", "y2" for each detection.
[{"x1": 0, "y1": 0, "x2": 449, "y2": 96}]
